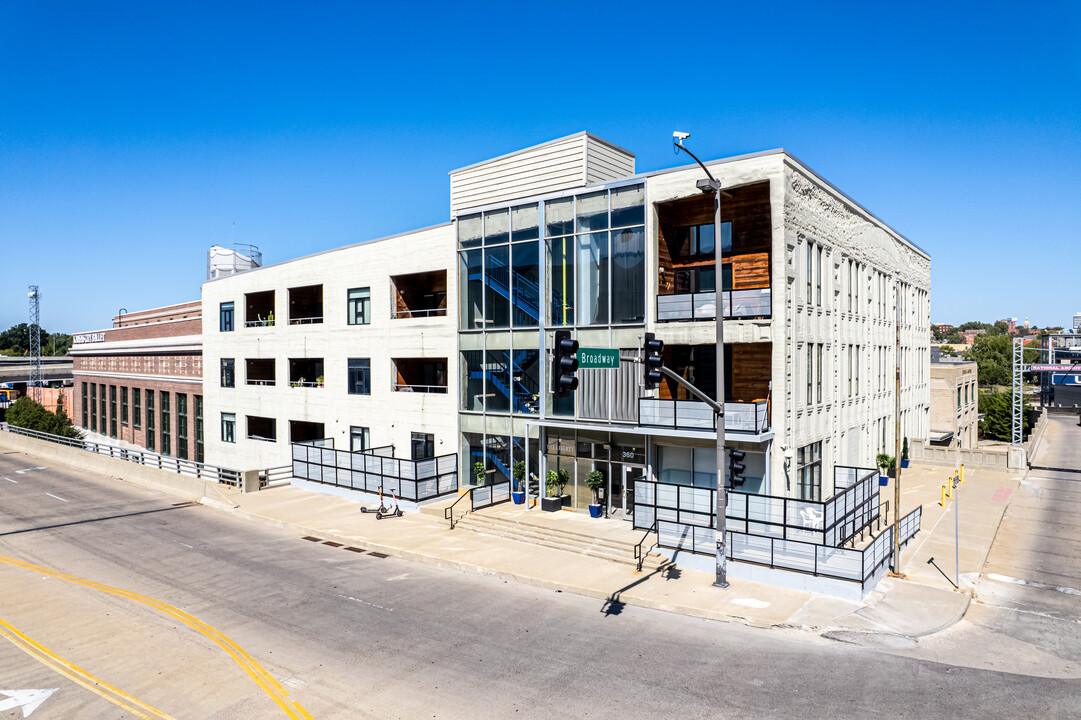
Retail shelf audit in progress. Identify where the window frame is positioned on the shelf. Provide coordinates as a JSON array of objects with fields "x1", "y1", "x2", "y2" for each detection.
[{"x1": 347, "y1": 287, "x2": 371, "y2": 325}]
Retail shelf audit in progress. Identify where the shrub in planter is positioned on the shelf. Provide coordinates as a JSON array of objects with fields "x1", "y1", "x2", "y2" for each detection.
[
  {"x1": 473, "y1": 461, "x2": 486, "y2": 486},
  {"x1": 585, "y1": 469, "x2": 605, "y2": 518},
  {"x1": 512, "y1": 460, "x2": 526, "y2": 504},
  {"x1": 901, "y1": 437, "x2": 910, "y2": 468}
]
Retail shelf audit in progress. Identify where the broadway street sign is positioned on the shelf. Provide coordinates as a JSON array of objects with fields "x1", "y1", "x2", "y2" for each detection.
[{"x1": 577, "y1": 348, "x2": 620, "y2": 369}]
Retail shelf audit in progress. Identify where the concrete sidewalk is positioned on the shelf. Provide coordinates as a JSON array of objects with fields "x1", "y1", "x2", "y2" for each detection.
[
  {"x1": 0, "y1": 430, "x2": 1015, "y2": 642},
  {"x1": 202, "y1": 460, "x2": 1016, "y2": 640}
]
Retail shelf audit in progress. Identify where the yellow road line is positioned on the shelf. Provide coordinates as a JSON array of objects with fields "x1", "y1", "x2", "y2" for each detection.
[
  {"x1": 0, "y1": 554, "x2": 313, "y2": 720},
  {"x1": 0, "y1": 616, "x2": 175, "y2": 720}
]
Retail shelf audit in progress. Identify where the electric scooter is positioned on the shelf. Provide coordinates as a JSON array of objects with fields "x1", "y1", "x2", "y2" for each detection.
[
  {"x1": 376, "y1": 490, "x2": 403, "y2": 519},
  {"x1": 360, "y1": 488, "x2": 389, "y2": 514}
]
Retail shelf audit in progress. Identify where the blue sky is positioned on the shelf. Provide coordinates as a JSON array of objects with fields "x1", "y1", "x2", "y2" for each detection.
[{"x1": 2, "y1": 1, "x2": 1079, "y2": 333}]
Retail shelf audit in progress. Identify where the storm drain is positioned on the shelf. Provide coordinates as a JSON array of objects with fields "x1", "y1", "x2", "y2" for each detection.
[
  {"x1": 323, "y1": 541, "x2": 343, "y2": 547},
  {"x1": 344, "y1": 547, "x2": 366, "y2": 553},
  {"x1": 367, "y1": 552, "x2": 388, "y2": 559},
  {"x1": 302, "y1": 536, "x2": 323, "y2": 542}
]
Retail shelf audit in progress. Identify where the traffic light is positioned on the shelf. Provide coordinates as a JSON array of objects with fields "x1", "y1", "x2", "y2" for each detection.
[
  {"x1": 728, "y1": 449, "x2": 746, "y2": 488},
  {"x1": 552, "y1": 330, "x2": 579, "y2": 397},
  {"x1": 643, "y1": 332, "x2": 664, "y2": 389}
]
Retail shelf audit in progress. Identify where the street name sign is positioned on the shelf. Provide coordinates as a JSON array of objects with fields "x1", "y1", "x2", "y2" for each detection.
[
  {"x1": 1030, "y1": 364, "x2": 1076, "y2": 372},
  {"x1": 577, "y1": 348, "x2": 620, "y2": 369}
]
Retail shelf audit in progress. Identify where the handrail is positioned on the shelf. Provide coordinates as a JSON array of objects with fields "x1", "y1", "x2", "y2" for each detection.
[
  {"x1": 391, "y1": 308, "x2": 447, "y2": 319},
  {"x1": 288, "y1": 316, "x2": 324, "y2": 325},
  {"x1": 634, "y1": 520, "x2": 657, "y2": 571},
  {"x1": 393, "y1": 383, "x2": 448, "y2": 394},
  {"x1": 445, "y1": 491, "x2": 472, "y2": 529}
]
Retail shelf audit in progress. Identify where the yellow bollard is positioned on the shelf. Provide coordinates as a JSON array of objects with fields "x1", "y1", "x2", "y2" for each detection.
[
  {"x1": 960, "y1": 464, "x2": 965, "y2": 484},
  {"x1": 946, "y1": 476, "x2": 954, "y2": 499},
  {"x1": 941, "y1": 484, "x2": 948, "y2": 507}
]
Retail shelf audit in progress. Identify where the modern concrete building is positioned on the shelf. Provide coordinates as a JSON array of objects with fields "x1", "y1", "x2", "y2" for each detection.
[
  {"x1": 928, "y1": 348, "x2": 978, "y2": 448},
  {"x1": 71, "y1": 301, "x2": 204, "y2": 459},
  {"x1": 201, "y1": 224, "x2": 457, "y2": 471}
]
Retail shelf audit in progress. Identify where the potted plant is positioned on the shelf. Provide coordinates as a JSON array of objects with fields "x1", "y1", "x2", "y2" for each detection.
[
  {"x1": 542, "y1": 469, "x2": 562, "y2": 512},
  {"x1": 473, "y1": 461, "x2": 486, "y2": 487},
  {"x1": 557, "y1": 467, "x2": 571, "y2": 507},
  {"x1": 512, "y1": 460, "x2": 526, "y2": 504},
  {"x1": 585, "y1": 469, "x2": 605, "y2": 518},
  {"x1": 875, "y1": 453, "x2": 894, "y2": 486},
  {"x1": 901, "y1": 437, "x2": 910, "y2": 468}
]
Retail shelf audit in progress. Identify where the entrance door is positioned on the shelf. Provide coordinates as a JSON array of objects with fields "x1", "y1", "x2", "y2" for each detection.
[{"x1": 621, "y1": 465, "x2": 646, "y2": 521}]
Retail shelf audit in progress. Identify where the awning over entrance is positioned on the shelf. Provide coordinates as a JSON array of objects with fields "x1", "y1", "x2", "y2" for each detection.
[{"x1": 928, "y1": 430, "x2": 954, "y2": 443}]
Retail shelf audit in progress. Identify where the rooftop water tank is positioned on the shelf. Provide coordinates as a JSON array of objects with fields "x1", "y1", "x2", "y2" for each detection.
[{"x1": 207, "y1": 244, "x2": 262, "y2": 281}]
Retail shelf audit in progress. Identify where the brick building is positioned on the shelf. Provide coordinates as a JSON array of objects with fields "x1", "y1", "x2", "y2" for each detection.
[{"x1": 71, "y1": 301, "x2": 204, "y2": 461}]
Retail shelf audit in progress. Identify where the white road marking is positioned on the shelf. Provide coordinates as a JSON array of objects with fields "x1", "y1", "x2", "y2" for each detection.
[
  {"x1": 0, "y1": 688, "x2": 57, "y2": 716},
  {"x1": 386, "y1": 573, "x2": 412, "y2": 581},
  {"x1": 986, "y1": 573, "x2": 1081, "y2": 596},
  {"x1": 33, "y1": 466, "x2": 45, "y2": 470},
  {"x1": 179, "y1": 542, "x2": 194, "y2": 549},
  {"x1": 338, "y1": 594, "x2": 393, "y2": 612},
  {"x1": 3, "y1": 477, "x2": 16, "y2": 483},
  {"x1": 44, "y1": 493, "x2": 68, "y2": 502}
]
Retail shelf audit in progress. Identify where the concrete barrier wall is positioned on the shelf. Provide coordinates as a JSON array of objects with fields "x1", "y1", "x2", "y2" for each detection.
[
  {"x1": 910, "y1": 440, "x2": 1009, "y2": 470},
  {"x1": 0, "y1": 431, "x2": 216, "y2": 501},
  {"x1": 1024, "y1": 409, "x2": 1049, "y2": 460}
]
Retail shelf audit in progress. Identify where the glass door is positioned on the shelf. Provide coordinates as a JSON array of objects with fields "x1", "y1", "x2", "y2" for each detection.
[{"x1": 621, "y1": 465, "x2": 646, "y2": 521}]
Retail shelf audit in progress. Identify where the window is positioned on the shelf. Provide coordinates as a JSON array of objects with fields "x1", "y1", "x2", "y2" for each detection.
[
  {"x1": 246, "y1": 415, "x2": 277, "y2": 442},
  {"x1": 195, "y1": 395, "x2": 204, "y2": 463},
  {"x1": 806, "y1": 242, "x2": 813, "y2": 303},
  {"x1": 411, "y1": 433, "x2": 435, "y2": 461},
  {"x1": 99, "y1": 384, "x2": 106, "y2": 436},
  {"x1": 816, "y1": 245, "x2": 823, "y2": 306},
  {"x1": 81, "y1": 383, "x2": 88, "y2": 428},
  {"x1": 350, "y1": 426, "x2": 370, "y2": 453},
  {"x1": 817, "y1": 344, "x2": 824, "y2": 404},
  {"x1": 957, "y1": 386, "x2": 962, "y2": 410},
  {"x1": 221, "y1": 358, "x2": 235, "y2": 388},
  {"x1": 177, "y1": 394, "x2": 188, "y2": 460},
  {"x1": 146, "y1": 390, "x2": 155, "y2": 451},
  {"x1": 133, "y1": 388, "x2": 141, "y2": 429},
  {"x1": 109, "y1": 386, "x2": 117, "y2": 438},
  {"x1": 347, "y1": 358, "x2": 370, "y2": 395},
  {"x1": 160, "y1": 391, "x2": 170, "y2": 456},
  {"x1": 121, "y1": 387, "x2": 128, "y2": 425},
  {"x1": 220, "y1": 301, "x2": 235, "y2": 332},
  {"x1": 347, "y1": 287, "x2": 371, "y2": 325},
  {"x1": 221, "y1": 412, "x2": 236, "y2": 443},
  {"x1": 806, "y1": 344, "x2": 813, "y2": 405},
  {"x1": 90, "y1": 383, "x2": 97, "y2": 432},
  {"x1": 797, "y1": 442, "x2": 822, "y2": 501}
]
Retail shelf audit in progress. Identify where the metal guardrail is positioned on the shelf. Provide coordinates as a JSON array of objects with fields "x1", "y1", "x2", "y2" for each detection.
[
  {"x1": 259, "y1": 465, "x2": 293, "y2": 486},
  {"x1": 444, "y1": 481, "x2": 511, "y2": 528},
  {"x1": 634, "y1": 520, "x2": 657, "y2": 571},
  {"x1": 445, "y1": 492, "x2": 470, "y2": 529},
  {"x1": 393, "y1": 383, "x2": 448, "y2": 394},
  {"x1": 291, "y1": 441, "x2": 458, "y2": 502},
  {"x1": 288, "y1": 316, "x2": 324, "y2": 325},
  {"x1": 638, "y1": 398, "x2": 769, "y2": 433},
  {"x1": 1, "y1": 423, "x2": 243, "y2": 486},
  {"x1": 657, "y1": 288, "x2": 771, "y2": 322},
  {"x1": 391, "y1": 308, "x2": 447, "y2": 319}
]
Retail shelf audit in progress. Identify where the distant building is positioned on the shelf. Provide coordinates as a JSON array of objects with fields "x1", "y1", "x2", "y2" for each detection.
[
  {"x1": 71, "y1": 301, "x2": 203, "y2": 460},
  {"x1": 1073, "y1": 312, "x2": 1081, "y2": 333},
  {"x1": 929, "y1": 347, "x2": 978, "y2": 448},
  {"x1": 961, "y1": 329, "x2": 985, "y2": 345}
]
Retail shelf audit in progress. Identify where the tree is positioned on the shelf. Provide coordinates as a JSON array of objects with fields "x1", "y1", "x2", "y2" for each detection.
[
  {"x1": 5, "y1": 396, "x2": 82, "y2": 439},
  {"x1": 966, "y1": 334, "x2": 1039, "y2": 386},
  {"x1": 0, "y1": 323, "x2": 38, "y2": 355},
  {"x1": 978, "y1": 392, "x2": 1031, "y2": 442}
]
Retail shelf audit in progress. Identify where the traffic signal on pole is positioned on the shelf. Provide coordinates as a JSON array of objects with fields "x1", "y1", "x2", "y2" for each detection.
[
  {"x1": 728, "y1": 449, "x2": 746, "y2": 488},
  {"x1": 553, "y1": 330, "x2": 579, "y2": 397},
  {"x1": 643, "y1": 332, "x2": 664, "y2": 389}
]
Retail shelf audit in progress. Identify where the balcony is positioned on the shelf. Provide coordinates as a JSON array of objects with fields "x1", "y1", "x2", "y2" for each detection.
[
  {"x1": 638, "y1": 398, "x2": 769, "y2": 434},
  {"x1": 245, "y1": 358, "x2": 275, "y2": 386},
  {"x1": 394, "y1": 358, "x2": 448, "y2": 394},
  {"x1": 391, "y1": 270, "x2": 447, "y2": 319},
  {"x1": 656, "y1": 181, "x2": 772, "y2": 323},
  {"x1": 289, "y1": 284, "x2": 323, "y2": 325},
  {"x1": 289, "y1": 358, "x2": 324, "y2": 388},
  {"x1": 244, "y1": 290, "x2": 276, "y2": 327},
  {"x1": 658, "y1": 288, "x2": 771, "y2": 322}
]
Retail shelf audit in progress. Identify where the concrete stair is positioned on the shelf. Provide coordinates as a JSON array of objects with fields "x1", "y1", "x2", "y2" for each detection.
[{"x1": 452, "y1": 511, "x2": 673, "y2": 571}]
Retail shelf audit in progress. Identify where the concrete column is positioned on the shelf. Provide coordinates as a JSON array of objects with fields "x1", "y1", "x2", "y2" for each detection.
[{"x1": 241, "y1": 469, "x2": 261, "y2": 493}]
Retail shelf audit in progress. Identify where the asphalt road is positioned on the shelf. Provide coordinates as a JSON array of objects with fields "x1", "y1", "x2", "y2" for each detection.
[{"x1": 0, "y1": 451, "x2": 1078, "y2": 720}]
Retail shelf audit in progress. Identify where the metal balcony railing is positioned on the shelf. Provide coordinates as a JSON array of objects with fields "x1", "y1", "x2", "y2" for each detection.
[
  {"x1": 391, "y1": 308, "x2": 447, "y2": 319},
  {"x1": 638, "y1": 398, "x2": 769, "y2": 433},
  {"x1": 657, "y1": 288, "x2": 771, "y2": 322},
  {"x1": 393, "y1": 383, "x2": 448, "y2": 394}
]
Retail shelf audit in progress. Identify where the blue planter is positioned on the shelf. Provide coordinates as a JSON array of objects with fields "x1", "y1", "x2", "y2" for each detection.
[
  {"x1": 901, "y1": 459, "x2": 910, "y2": 469},
  {"x1": 879, "y1": 475, "x2": 889, "y2": 486},
  {"x1": 512, "y1": 491, "x2": 525, "y2": 505},
  {"x1": 588, "y1": 504, "x2": 602, "y2": 518}
]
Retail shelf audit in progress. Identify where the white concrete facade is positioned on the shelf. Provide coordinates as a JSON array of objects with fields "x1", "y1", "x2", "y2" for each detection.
[{"x1": 201, "y1": 223, "x2": 458, "y2": 471}]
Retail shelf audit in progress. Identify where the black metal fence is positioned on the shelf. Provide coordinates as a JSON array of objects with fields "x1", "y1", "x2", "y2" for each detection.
[{"x1": 291, "y1": 440, "x2": 458, "y2": 502}]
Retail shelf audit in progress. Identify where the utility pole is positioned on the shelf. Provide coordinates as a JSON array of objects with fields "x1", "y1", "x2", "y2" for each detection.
[
  {"x1": 892, "y1": 272, "x2": 903, "y2": 574},
  {"x1": 673, "y1": 132, "x2": 729, "y2": 588}
]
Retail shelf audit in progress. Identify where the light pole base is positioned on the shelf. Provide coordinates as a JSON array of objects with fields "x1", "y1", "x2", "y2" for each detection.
[{"x1": 712, "y1": 580, "x2": 730, "y2": 589}]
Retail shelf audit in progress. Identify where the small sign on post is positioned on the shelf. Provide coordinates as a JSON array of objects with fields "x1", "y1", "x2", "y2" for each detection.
[
  {"x1": 1030, "y1": 364, "x2": 1076, "y2": 372},
  {"x1": 577, "y1": 348, "x2": 620, "y2": 369}
]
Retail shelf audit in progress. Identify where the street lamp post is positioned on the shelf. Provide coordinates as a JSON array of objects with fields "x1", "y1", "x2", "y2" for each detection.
[{"x1": 673, "y1": 132, "x2": 729, "y2": 588}]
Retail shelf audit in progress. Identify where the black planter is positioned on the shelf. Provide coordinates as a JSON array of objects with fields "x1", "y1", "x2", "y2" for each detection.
[
  {"x1": 560, "y1": 494, "x2": 572, "y2": 508},
  {"x1": 541, "y1": 496, "x2": 563, "y2": 512}
]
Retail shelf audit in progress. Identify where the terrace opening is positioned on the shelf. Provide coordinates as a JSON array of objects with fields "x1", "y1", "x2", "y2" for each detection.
[
  {"x1": 391, "y1": 270, "x2": 447, "y2": 319},
  {"x1": 290, "y1": 420, "x2": 326, "y2": 444},
  {"x1": 289, "y1": 284, "x2": 323, "y2": 324},
  {"x1": 289, "y1": 358, "x2": 325, "y2": 387},
  {"x1": 245, "y1": 290, "x2": 275, "y2": 327},
  {"x1": 246, "y1": 358, "x2": 276, "y2": 386},
  {"x1": 394, "y1": 358, "x2": 448, "y2": 393}
]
